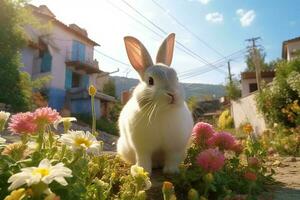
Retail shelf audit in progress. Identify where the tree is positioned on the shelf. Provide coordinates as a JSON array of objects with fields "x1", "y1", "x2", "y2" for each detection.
[
  {"x1": 245, "y1": 48, "x2": 274, "y2": 72},
  {"x1": 225, "y1": 78, "x2": 241, "y2": 100},
  {"x1": 0, "y1": 0, "x2": 30, "y2": 111},
  {"x1": 103, "y1": 78, "x2": 116, "y2": 97}
]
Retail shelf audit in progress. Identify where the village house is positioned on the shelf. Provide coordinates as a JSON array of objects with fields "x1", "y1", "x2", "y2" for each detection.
[
  {"x1": 282, "y1": 36, "x2": 300, "y2": 61},
  {"x1": 240, "y1": 71, "x2": 275, "y2": 97},
  {"x1": 21, "y1": 5, "x2": 115, "y2": 118}
]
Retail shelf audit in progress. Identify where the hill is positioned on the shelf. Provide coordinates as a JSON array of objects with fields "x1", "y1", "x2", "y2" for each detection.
[{"x1": 111, "y1": 76, "x2": 225, "y2": 100}]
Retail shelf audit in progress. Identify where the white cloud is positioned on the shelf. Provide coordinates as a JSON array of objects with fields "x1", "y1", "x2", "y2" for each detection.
[
  {"x1": 198, "y1": 0, "x2": 211, "y2": 4},
  {"x1": 205, "y1": 12, "x2": 223, "y2": 23},
  {"x1": 187, "y1": 0, "x2": 211, "y2": 5},
  {"x1": 236, "y1": 9, "x2": 256, "y2": 27}
]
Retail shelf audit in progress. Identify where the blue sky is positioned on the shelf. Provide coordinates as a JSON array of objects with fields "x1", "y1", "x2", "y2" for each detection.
[{"x1": 31, "y1": 0, "x2": 300, "y2": 84}]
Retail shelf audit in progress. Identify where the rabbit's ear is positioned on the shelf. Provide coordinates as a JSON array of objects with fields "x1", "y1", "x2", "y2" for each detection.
[
  {"x1": 156, "y1": 33, "x2": 175, "y2": 66},
  {"x1": 124, "y1": 36, "x2": 153, "y2": 77}
]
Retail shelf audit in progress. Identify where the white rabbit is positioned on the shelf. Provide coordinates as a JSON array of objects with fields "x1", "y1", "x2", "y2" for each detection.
[{"x1": 117, "y1": 33, "x2": 193, "y2": 175}]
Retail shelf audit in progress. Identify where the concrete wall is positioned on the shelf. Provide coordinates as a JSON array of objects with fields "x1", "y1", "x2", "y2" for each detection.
[
  {"x1": 287, "y1": 40, "x2": 300, "y2": 61},
  {"x1": 231, "y1": 92, "x2": 267, "y2": 135}
]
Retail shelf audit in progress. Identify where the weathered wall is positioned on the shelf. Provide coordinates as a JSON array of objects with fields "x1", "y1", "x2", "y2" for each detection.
[{"x1": 231, "y1": 92, "x2": 267, "y2": 134}]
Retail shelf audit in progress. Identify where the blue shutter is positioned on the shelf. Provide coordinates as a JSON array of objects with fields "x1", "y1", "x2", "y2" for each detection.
[
  {"x1": 82, "y1": 74, "x2": 89, "y2": 88},
  {"x1": 72, "y1": 41, "x2": 79, "y2": 61},
  {"x1": 72, "y1": 40, "x2": 86, "y2": 62},
  {"x1": 41, "y1": 52, "x2": 52, "y2": 72},
  {"x1": 65, "y1": 68, "x2": 73, "y2": 89}
]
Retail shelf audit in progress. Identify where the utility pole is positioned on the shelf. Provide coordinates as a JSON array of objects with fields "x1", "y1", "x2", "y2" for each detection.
[
  {"x1": 246, "y1": 37, "x2": 262, "y2": 92},
  {"x1": 227, "y1": 60, "x2": 232, "y2": 84}
]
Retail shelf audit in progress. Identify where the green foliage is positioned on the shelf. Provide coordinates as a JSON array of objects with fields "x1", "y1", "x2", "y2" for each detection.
[
  {"x1": 0, "y1": 0, "x2": 29, "y2": 111},
  {"x1": 103, "y1": 79, "x2": 116, "y2": 97},
  {"x1": 260, "y1": 125, "x2": 300, "y2": 156},
  {"x1": 0, "y1": 0, "x2": 49, "y2": 111},
  {"x1": 245, "y1": 48, "x2": 274, "y2": 72},
  {"x1": 225, "y1": 79, "x2": 241, "y2": 100},
  {"x1": 256, "y1": 59, "x2": 300, "y2": 127},
  {"x1": 218, "y1": 109, "x2": 234, "y2": 130}
]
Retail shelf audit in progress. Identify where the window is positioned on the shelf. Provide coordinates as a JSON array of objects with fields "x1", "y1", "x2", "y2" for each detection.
[
  {"x1": 249, "y1": 83, "x2": 258, "y2": 93},
  {"x1": 72, "y1": 72, "x2": 81, "y2": 88}
]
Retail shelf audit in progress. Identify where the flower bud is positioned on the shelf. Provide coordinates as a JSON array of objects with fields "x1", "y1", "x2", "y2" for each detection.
[
  {"x1": 203, "y1": 173, "x2": 214, "y2": 184},
  {"x1": 187, "y1": 188, "x2": 199, "y2": 200}
]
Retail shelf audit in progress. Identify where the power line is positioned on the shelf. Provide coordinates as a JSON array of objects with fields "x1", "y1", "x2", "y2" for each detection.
[
  {"x1": 178, "y1": 48, "x2": 247, "y2": 77},
  {"x1": 119, "y1": 0, "x2": 227, "y2": 74},
  {"x1": 106, "y1": 0, "x2": 225, "y2": 75},
  {"x1": 150, "y1": 0, "x2": 225, "y2": 58}
]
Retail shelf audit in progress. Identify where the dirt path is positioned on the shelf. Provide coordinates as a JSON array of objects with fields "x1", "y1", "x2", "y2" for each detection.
[{"x1": 268, "y1": 156, "x2": 300, "y2": 200}]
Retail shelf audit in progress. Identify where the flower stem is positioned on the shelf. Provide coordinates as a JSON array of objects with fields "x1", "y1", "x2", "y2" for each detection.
[{"x1": 91, "y1": 95, "x2": 97, "y2": 136}]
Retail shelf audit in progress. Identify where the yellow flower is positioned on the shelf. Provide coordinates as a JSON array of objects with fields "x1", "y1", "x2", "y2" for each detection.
[
  {"x1": 243, "y1": 123, "x2": 253, "y2": 134},
  {"x1": 162, "y1": 181, "x2": 174, "y2": 191},
  {"x1": 88, "y1": 85, "x2": 97, "y2": 96},
  {"x1": 4, "y1": 188, "x2": 26, "y2": 200}
]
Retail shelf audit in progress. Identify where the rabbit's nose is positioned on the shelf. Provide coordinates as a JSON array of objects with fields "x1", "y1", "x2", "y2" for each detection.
[{"x1": 167, "y1": 92, "x2": 175, "y2": 104}]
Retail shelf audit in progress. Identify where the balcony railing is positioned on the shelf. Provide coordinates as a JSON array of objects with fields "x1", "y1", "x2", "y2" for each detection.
[{"x1": 65, "y1": 50, "x2": 101, "y2": 74}]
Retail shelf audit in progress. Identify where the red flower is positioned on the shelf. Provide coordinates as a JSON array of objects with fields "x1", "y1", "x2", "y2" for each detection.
[
  {"x1": 8, "y1": 112, "x2": 37, "y2": 134},
  {"x1": 244, "y1": 171, "x2": 257, "y2": 181},
  {"x1": 196, "y1": 148, "x2": 225, "y2": 172},
  {"x1": 192, "y1": 122, "x2": 215, "y2": 144},
  {"x1": 207, "y1": 132, "x2": 236, "y2": 151}
]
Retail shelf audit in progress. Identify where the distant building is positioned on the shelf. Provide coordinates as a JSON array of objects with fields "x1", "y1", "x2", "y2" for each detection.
[
  {"x1": 21, "y1": 5, "x2": 115, "y2": 118},
  {"x1": 282, "y1": 36, "x2": 300, "y2": 61},
  {"x1": 241, "y1": 71, "x2": 275, "y2": 97}
]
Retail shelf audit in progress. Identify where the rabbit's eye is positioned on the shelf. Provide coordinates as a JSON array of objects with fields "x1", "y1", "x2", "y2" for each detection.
[{"x1": 148, "y1": 77, "x2": 154, "y2": 86}]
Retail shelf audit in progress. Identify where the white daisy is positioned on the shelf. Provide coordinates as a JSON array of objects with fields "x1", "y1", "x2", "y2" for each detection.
[
  {"x1": 0, "y1": 136, "x2": 6, "y2": 144},
  {"x1": 8, "y1": 159, "x2": 72, "y2": 190},
  {"x1": 59, "y1": 130, "x2": 101, "y2": 155},
  {"x1": 0, "y1": 111, "x2": 10, "y2": 121},
  {"x1": 0, "y1": 111, "x2": 10, "y2": 131},
  {"x1": 53, "y1": 117, "x2": 77, "y2": 130}
]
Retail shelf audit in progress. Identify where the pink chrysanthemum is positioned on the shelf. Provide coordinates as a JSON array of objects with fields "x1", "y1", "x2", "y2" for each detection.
[
  {"x1": 192, "y1": 122, "x2": 215, "y2": 144},
  {"x1": 244, "y1": 171, "x2": 257, "y2": 181},
  {"x1": 207, "y1": 132, "x2": 236, "y2": 151},
  {"x1": 33, "y1": 107, "x2": 60, "y2": 128},
  {"x1": 196, "y1": 148, "x2": 225, "y2": 172},
  {"x1": 8, "y1": 112, "x2": 37, "y2": 134}
]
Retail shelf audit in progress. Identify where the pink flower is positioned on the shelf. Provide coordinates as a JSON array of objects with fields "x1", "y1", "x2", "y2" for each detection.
[
  {"x1": 196, "y1": 148, "x2": 225, "y2": 172},
  {"x1": 244, "y1": 171, "x2": 257, "y2": 181},
  {"x1": 248, "y1": 157, "x2": 259, "y2": 167},
  {"x1": 33, "y1": 107, "x2": 60, "y2": 128},
  {"x1": 207, "y1": 132, "x2": 236, "y2": 151},
  {"x1": 192, "y1": 122, "x2": 215, "y2": 144},
  {"x1": 8, "y1": 112, "x2": 37, "y2": 134}
]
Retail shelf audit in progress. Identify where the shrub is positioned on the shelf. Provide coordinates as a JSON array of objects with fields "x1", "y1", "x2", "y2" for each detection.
[
  {"x1": 256, "y1": 59, "x2": 300, "y2": 127},
  {"x1": 218, "y1": 109, "x2": 233, "y2": 130}
]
